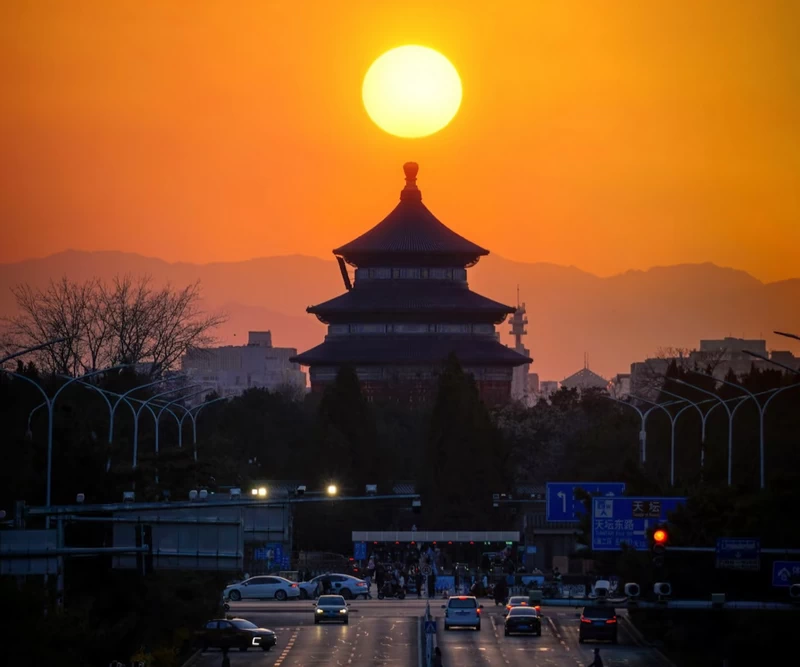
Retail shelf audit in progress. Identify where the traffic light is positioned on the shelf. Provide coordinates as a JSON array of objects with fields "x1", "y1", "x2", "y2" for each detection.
[{"x1": 651, "y1": 527, "x2": 668, "y2": 567}]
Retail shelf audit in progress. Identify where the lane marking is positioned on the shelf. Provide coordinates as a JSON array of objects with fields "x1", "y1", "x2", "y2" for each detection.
[{"x1": 273, "y1": 628, "x2": 299, "y2": 667}]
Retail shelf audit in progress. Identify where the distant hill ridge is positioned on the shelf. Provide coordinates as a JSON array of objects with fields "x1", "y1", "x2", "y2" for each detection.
[{"x1": 1, "y1": 250, "x2": 798, "y2": 381}]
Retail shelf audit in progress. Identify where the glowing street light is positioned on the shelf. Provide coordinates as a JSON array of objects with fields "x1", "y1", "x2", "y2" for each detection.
[
  {"x1": 326, "y1": 484, "x2": 338, "y2": 497},
  {"x1": 251, "y1": 488, "x2": 259, "y2": 496},
  {"x1": 257, "y1": 487, "x2": 267, "y2": 498}
]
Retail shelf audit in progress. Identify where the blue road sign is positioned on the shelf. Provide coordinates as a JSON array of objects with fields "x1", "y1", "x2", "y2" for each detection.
[
  {"x1": 772, "y1": 561, "x2": 800, "y2": 587},
  {"x1": 354, "y1": 541, "x2": 367, "y2": 560},
  {"x1": 424, "y1": 619, "x2": 437, "y2": 634},
  {"x1": 254, "y1": 547, "x2": 268, "y2": 561},
  {"x1": 715, "y1": 538, "x2": 760, "y2": 571},
  {"x1": 591, "y1": 496, "x2": 686, "y2": 551},
  {"x1": 546, "y1": 482, "x2": 626, "y2": 522}
]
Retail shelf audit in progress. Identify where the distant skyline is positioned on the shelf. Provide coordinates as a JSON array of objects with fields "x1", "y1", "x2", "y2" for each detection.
[{"x1": 2, "y1": 2, "x2": 799, "y2": 282}]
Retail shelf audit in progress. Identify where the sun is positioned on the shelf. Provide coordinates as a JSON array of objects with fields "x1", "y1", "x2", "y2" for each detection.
[{"x1": 362, "y1": 45, "x2": 462, "y2": 139}]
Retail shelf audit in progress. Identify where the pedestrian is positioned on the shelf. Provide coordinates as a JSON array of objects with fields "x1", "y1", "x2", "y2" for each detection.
[
  {"x1": 432, "y1": 646, "x2": 443, "y2": 667},
  {"x1": 587, "y1": 647, "x2": 603, "y2": 667},
  {"x1": 364, "y1": 571, "x2": 373, "y2": 599},
  {"x1": 415, "y1": 570, "x2": 423, "y2": 599},
  {"x1": 221, "y1": 647, "x2": 231, "y2": 667}
]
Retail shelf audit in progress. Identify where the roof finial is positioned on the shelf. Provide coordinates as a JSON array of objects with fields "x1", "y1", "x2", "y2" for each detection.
[{"x1": 400, "y1": 162, "x2": 422, "y2": 201}]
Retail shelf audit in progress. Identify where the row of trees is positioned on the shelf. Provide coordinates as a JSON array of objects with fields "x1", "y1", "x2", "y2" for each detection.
[{"x1": 1, "y1": 275, "x2": 224, "y2": 376}]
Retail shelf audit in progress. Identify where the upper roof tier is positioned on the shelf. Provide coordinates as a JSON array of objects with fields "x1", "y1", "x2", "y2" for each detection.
[{"x1": 333, "y1": 162, "x2": 490, "y2": 268}]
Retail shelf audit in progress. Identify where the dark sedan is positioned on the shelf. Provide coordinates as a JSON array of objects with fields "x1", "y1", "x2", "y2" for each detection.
[
  {"x1": 504, "y1": 607, "x2": 542, "y2": 636},
  {"x1": 197, "y1": 618, "x2": 277, "y2": 652},
  {"x1": 578, "y1": 605, "x2": 618, "y2": 644}
]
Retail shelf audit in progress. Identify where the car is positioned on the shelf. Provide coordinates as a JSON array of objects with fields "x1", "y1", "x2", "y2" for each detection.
[
  {"x1": 504, "y1": 595, "x2": 532, "y2": 616},
  {"x1": 504, "y1": 606, "x2": 542, "y2": 636},
  {"x1": 442, "y1": 595, "x2": 482, "y2": 631},
  {"x1": 578, "y1": 605, "x2": 618, "y2": 644},
  {"x1": 197, "y1": 618, "x2": 277, "y2": 652},
  {"x1": 314, "y1": 594, "x2": 350, "y2": 624},
  {"x1": 223, "y1": 575, "x2": 301, "y2": 601},
  {"x1": 300, "y1": 573, "x2": 370, "y2": 600}
]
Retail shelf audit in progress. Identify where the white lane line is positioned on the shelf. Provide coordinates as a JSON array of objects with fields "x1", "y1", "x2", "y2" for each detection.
[
  {"x1": 273, "y1": 628, "x2": 299, "y2": 666},
  {"x1": 547, "y1": 616, "x2": 570, "y2": 651}
]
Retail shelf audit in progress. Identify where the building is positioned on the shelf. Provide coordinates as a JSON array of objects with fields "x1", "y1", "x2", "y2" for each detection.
[
  {"x1": 182, "y1": 331, "x2": 306, "y2": 397},
  {"x1": 560, "y1": 358, "x2": 609, "y2": 393},
  {"x1": 537, "y1": 380, "x2": 559, "y2": 400},
  {"x1": 508, "y1": 293, "x2": 533, "y2": 402},
  {"x1": 628, "y1": 337, "x2": 800, "y2": 398},
  {"x1": 290, "y1": 162, "x2": 531, "y2": 404},
  {"x1": 609, "y1": 373, "x2": 631, "y2": 398}
]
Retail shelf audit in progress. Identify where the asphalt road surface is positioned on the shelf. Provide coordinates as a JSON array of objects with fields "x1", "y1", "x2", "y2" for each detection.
[{"x1": 193, "y1": 599, "x2": 673, "y2": 667}]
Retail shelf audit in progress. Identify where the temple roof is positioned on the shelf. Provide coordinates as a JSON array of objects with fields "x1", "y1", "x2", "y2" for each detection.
[
  {"x1": 333, "y1": 163, "x2": 489, "y2": 265},
  {"x1": 308, "y1": 283, "x2": 515, "y2": 319},
  {"x1": 290, "y1": 336, "x2": 532, "y2": 367}
]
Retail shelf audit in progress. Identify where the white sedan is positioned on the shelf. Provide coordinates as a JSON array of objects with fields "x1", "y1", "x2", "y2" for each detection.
[
  {"x1": 299, "y1": 573, "x2": 370, "y2": 600},
  {"x1": 224, "y1": 575, "x2": 301, "y2": 601}
]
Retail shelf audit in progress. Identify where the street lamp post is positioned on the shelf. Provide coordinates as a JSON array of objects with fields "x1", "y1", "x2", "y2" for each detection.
[
  {"x1": 603, "y1": 395, "x2": 680, "y2": 467},
  {"x1": 0, "y1": 364, "x2": 127, "y2": 522},
  {"x1": 132, "y1": 384, "x2": 204, "y2": 469},
  {"x1": 658, "y1": 388, "x2": 717, "y2": 477},
  {"x1": 627, "y1": 395, "x2": 690, "y2": 487},
  {"x1": 153, "y1": 388, "x2": 212, "y2": 453},
  {"x1": 67, "y1": 381, "x2": 181, "y2": 472},
  {"x1": 688, "y1": 370, "x2": 800, "y2": 489},
  {"x1": 179, "y1": 396, "x2": 231, "y2": 461},
  {"x1": 670, "y1": 378, "x2": 750, "y2": 487}
]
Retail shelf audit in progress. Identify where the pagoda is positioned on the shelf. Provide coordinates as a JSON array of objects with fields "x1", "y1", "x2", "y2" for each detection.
[{"x1": 291, "y1": 162, "x2": 531, "y2": 404}]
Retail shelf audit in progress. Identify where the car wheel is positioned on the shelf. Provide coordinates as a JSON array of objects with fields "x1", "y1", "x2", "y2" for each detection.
[
  {"x1": 343, "y1": 618, "x2": 349, "y2": 625},
  {"x1": 444, "y1": 624, "x2": 450, "y2": 631},
  {"x1": 504, "y1": 630, "x2": 509, "y2": 637},
  {"x1": 377, "y1": 593, "x2": 385, "y2": 600},
  {"x1": 314, "y1": 619, "x2": 320, "y2": 625},
  {"x1": 262, "y1": 645, "x2": 272, "y2": 652},
  {"x1": 398, "y1": 591, "x2": 405, "y2": 599},
  {"x1": 229, "y1": 590, "x2": 241, "y2": 601},
  {"x1": 475, "y1": 622, "x2": 481, "y2": 631},
  {"x1": 300, "y1": 589, "x2": 309, "y2": 600},
  {"x1": 341, "y1": 588, "x2": 353, "y2": 600},
  {"x1": 275, "y1": 589, "x2": 288, "y2": 601},
  {"x1": 537, "y1": 629, "x2": 542, "y2": 637},
  {"x1": 202, "y1": 642, "x2": 209, "y2": 652},
  {"x1": 612, "y1": 634, "x2": 618, "y2": 645},
  {"x1": 579, "y1": 637, "x2": 584, "y2": 644}
]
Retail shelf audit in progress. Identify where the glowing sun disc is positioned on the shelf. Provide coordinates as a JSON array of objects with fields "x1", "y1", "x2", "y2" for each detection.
[{"x1": 362, "y1": 45, "x2": 462, "y2": 138}]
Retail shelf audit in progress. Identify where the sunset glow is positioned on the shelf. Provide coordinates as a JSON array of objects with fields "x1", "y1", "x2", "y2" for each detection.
[{"x1": 362, "y1": 45, "x2": 462, "y2": 138}]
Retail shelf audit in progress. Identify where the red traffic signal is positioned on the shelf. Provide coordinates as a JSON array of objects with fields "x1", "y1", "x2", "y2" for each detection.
[{"x1": 653, "y1": 529, "x2": 668, "y2": 544}]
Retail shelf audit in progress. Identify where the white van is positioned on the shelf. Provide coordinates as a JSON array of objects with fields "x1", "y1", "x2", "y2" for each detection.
[{"x1": 442, "y1": 595, "x2": 483, "y2": 631}]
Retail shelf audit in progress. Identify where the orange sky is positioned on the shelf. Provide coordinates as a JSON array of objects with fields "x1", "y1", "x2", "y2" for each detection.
[{"x1": 2, "y1": 1, "x2": 798, "y2": 282}]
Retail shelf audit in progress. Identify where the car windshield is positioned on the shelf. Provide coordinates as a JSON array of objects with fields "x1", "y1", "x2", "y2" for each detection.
[
  {"x1": 230, "y1": 619, "x2": 258, "y2": 629},
  {"x1": 508, "y1": 607, "x2": 537, "y2": 616},
  {"x1": 508, "y1": 597, "x2": 528, "y2": 605},
  {"x1": 448, "y1": 598, "x2": 477, "y2": 609},
  {"x1": 318, "y1": 596, "x2": 345, "y2": 606},
  {"x1": 583, "y1": 606, "x2": 616, "y2": 619}
]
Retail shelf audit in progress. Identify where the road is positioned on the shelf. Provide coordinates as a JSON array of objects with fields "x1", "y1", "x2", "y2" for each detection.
[{"x1": 193, "y1": 599, "x2": 672, "y2": 667}]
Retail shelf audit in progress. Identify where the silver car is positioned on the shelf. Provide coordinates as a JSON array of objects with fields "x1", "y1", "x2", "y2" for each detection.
[
  {"x1": 314, "y1": 594, "x2": 350, "y2": 625},
  {"x1": 224, "y1": 575, "x2": 301, "y2": 601},
  {"x1": 443, "y1": 595, "x2": 483, "y2": 631}
]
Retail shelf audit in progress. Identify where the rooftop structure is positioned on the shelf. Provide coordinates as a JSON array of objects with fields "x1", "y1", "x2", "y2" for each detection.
[
  {"x1": 291, "y1": 163, "x2": 531, "y2": 404},
  {"x1": 182, "y1": 331, "x2": 306, "y2": 399}
]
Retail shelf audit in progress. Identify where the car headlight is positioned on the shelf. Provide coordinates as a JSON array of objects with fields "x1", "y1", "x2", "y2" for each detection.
[
  {"x1": 316, "y1": 609, "x2": 324, "y2": 614},
  {"x1": 339, "y1": 608, "x2": 348, "y2": 614}
]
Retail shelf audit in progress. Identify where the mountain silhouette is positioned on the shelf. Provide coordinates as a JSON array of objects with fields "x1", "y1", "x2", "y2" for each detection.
[{"x1": 1, "y1": 250, "x2": 798, "y2": 382}]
